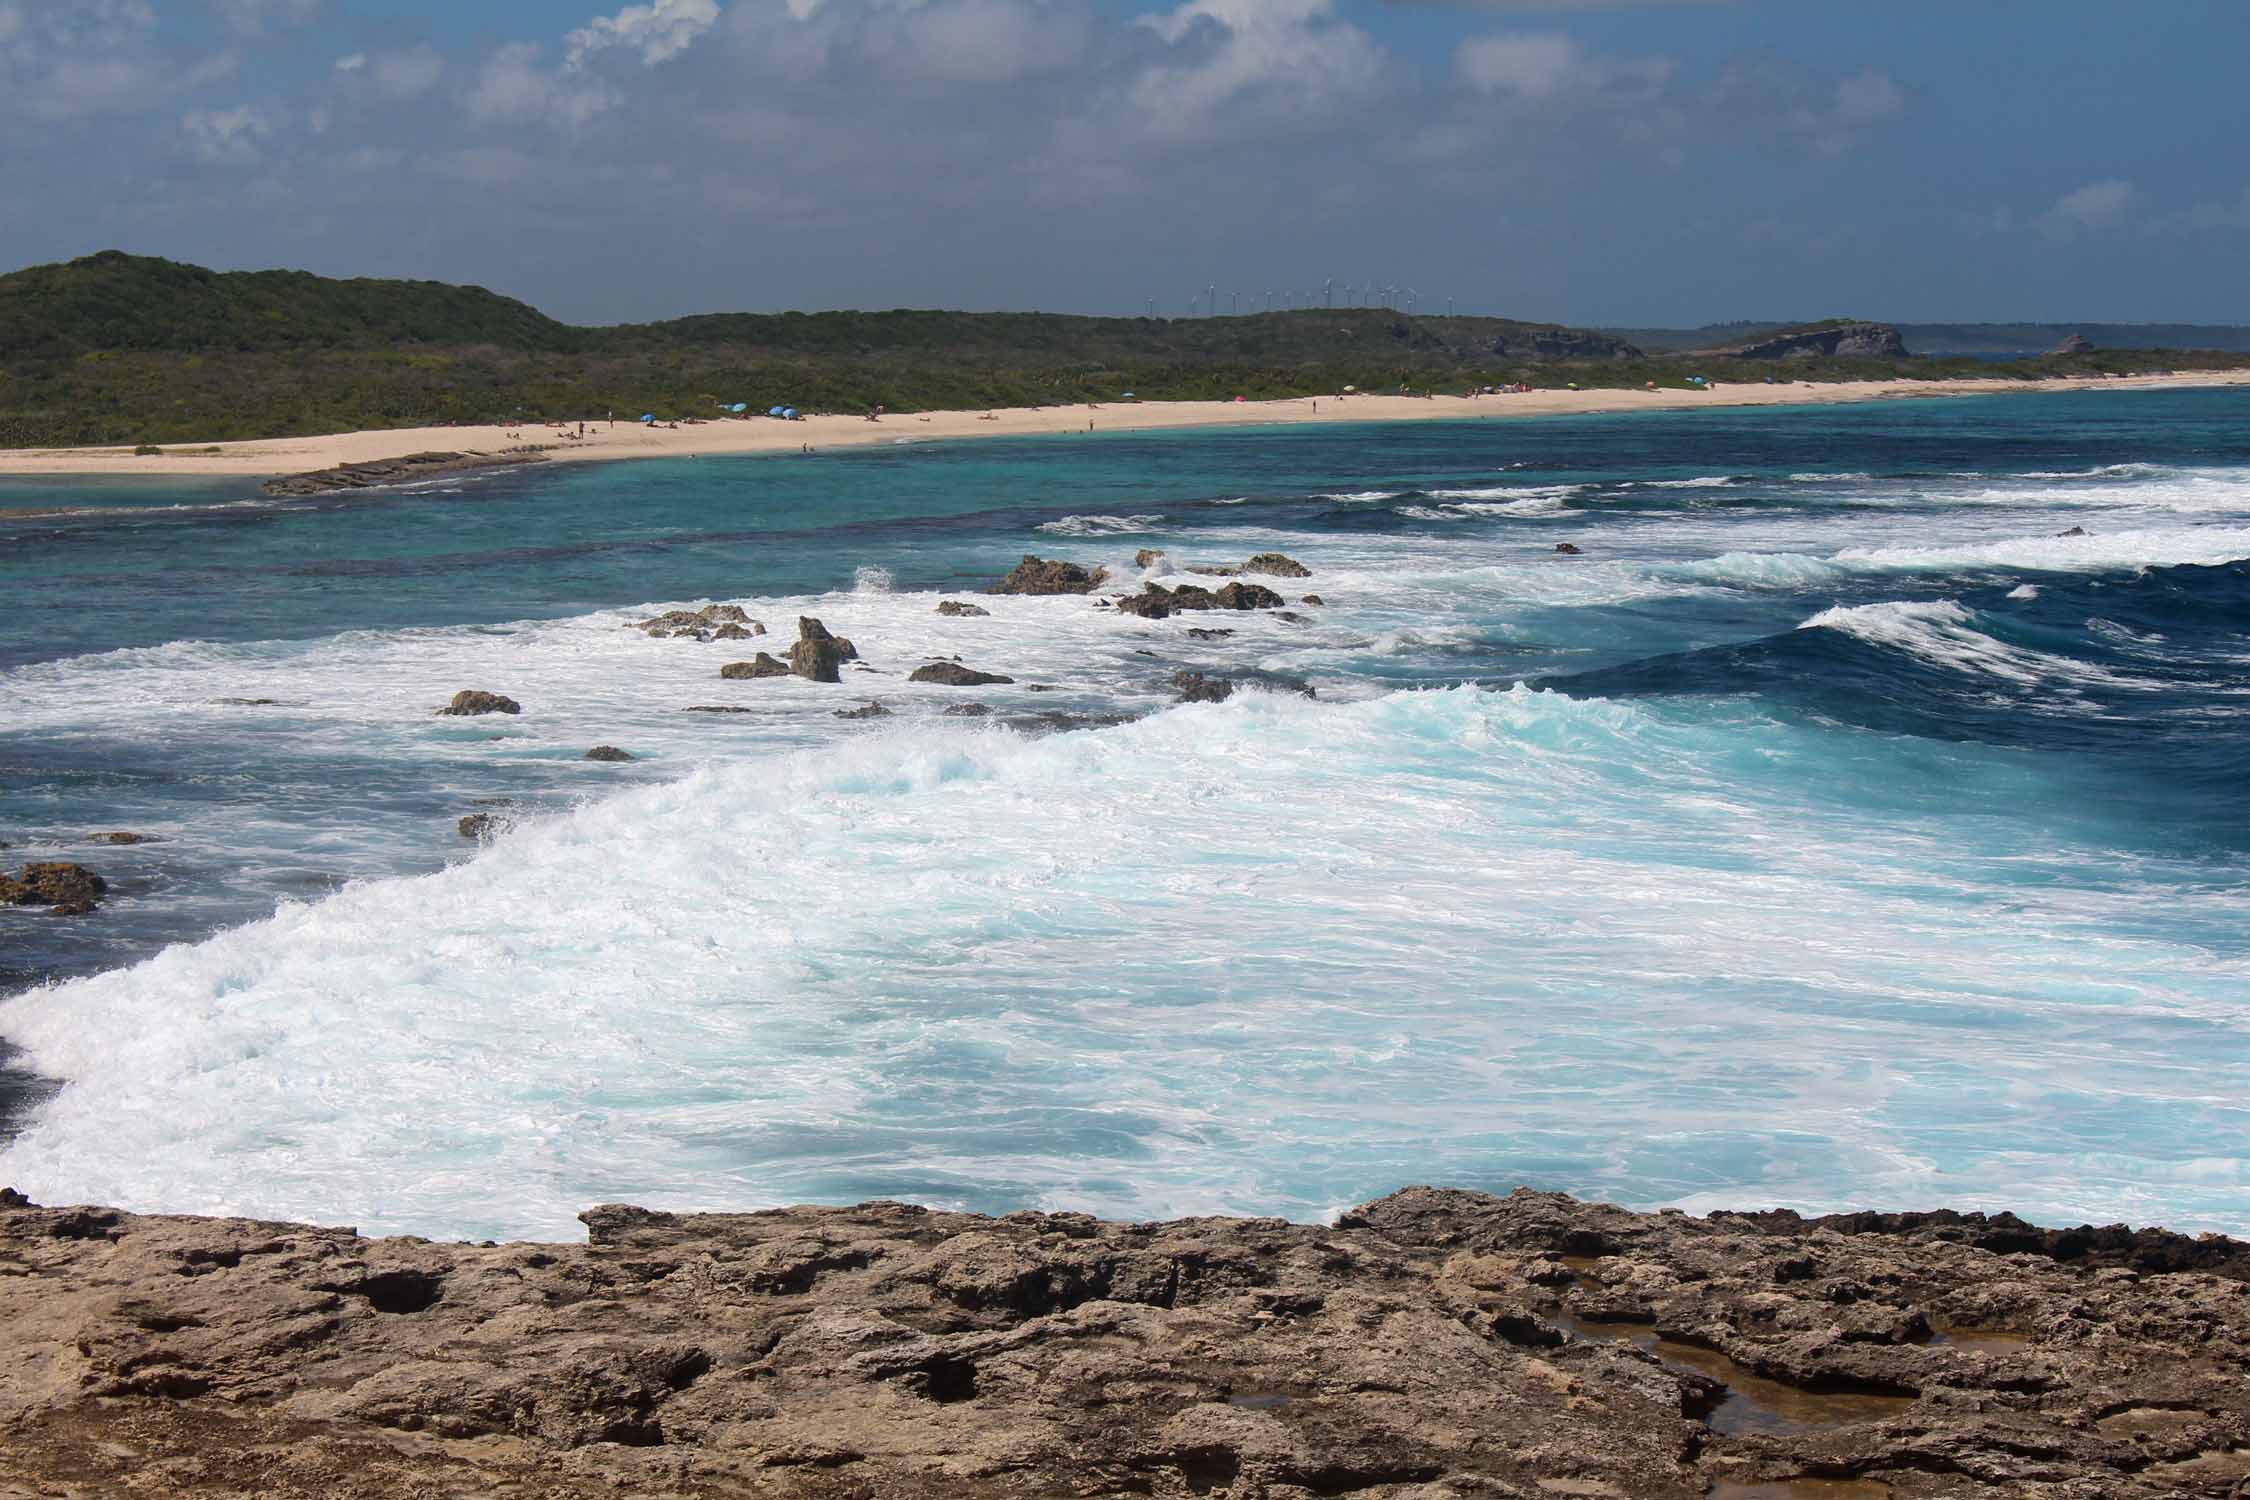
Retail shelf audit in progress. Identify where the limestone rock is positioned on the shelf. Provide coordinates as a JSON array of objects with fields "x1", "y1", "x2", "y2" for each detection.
[
  {"x1": 993, "y1": 555, "x2": 1107, "y2": 595},
  {"x1": 3, "y1": 1188, "x2": 2245, "y2": 1498},
  {"x1": 437, "y1": 690, "x2": 520, "y2": 717},
  {"x1": 788, "y1": 618, "x2": 845, "y2": 683},
  {"x1": 2, "y1": 862, "x2": 107, "y2": 911},
  {"x1": 1172, "y1": 670, "x2": 1233, "y2": 703},
  {"x1": 936, "y1": 600, "x2": 991, "y2": 617},
  {"x1": 718, "y1": 654, "x2": 790, "y2": 680},
  {"x1": 909, "y1": 662, "x2": 1015, "y2": 687},
  {"x1": 1242, "y1": 552, "x2": 1312, "y2": 578},
  {"x1": 583, "y1": 746, "x2": 635, "y2": 762}
]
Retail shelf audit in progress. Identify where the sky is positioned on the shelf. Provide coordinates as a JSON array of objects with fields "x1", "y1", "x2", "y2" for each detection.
[{"x1": 2, "y1": 0, "x2": 2247, "y2": 327}]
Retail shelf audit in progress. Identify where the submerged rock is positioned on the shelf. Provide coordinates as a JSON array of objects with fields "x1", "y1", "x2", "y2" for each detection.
[
  {"x1": 456, "y1": 813, "x2": 500, "y2": 840},
  {"x1": 993, "y1": 555, "x2": 1107, "y2": 595},
  {"x1": 1172, "y1": 670, "x2": 1233, "y2": 703},
  {"x1": 1554, "y1": 543, "x2": 1584, "y2": 556},
  {"x1": 1111, "y1": 580, "x2": 1285, "y2": 619},
  {"x1": 3, "y1": 1186, "x2": 2237, "y2": 1498},
  {"x1": 1134, "y1": 547, "x2": 1167, "y2": 568},
  {"x1": 942, "y1": 703, "x2": 992, "y2": 717},
  {"x1": 936, "y1": 600, "x2": 991, "y2": 617},
  {"x1": 92, "y1": 832, "x2": 152, "y2": 845},
  {"x1": 909, "y1": 662, "x2": 1016, "y2": 687},
  {"x1": 834, "y1": 702, "x2": 893, "y2": 720},
  {"x1": 437, "y1": 690, "x2": 521, "y2": 716},
  {"x1": 583, "y1": 746, "x2": 636, "y2": 762},
  {"x1": 1301, "y1": 595, "x2": 1325, "y2": 606}
]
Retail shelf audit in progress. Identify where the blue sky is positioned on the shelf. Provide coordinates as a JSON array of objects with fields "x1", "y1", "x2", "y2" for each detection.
[{"x1": 3, "y1": 0, "x2": 2246, "y2": 326}]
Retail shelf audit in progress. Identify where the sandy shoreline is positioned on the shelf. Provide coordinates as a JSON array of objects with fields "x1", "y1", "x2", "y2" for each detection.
[{"x1": 3, "y1": 369, "x2": 2246, "y2": 481}]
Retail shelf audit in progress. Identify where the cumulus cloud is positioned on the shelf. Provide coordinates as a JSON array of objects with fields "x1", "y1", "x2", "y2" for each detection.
[
  {"x1": 2047, "y1": 178, "x2": 2137, "y2": 232},
  {"x1": 565, "y1": 0, "x2": 722, "y2": 69},
  {"x1": 1127, "y1": 0, "x2": 1387, "y2": 143},
  {"x1": 333, "y1": 52, "x2": 365, "y2": 71},
  {"x1": 181, "y1": 104, "x2": 272, "y2": 164}
]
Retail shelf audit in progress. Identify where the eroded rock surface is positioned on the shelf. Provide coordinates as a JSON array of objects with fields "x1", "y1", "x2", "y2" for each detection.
[
  {"x1": 993, "y1": 555, "x2": 1107, "y2": 595},
  {"x1": 437, "y1": 690, "x2": 521, "y2": 717},
  {"x1": 0, "y1": 1187, "x2": 2243, "y2": 1498},
  {"x1": 261, "y1": 450, "x2": 545, "y2": 498}
]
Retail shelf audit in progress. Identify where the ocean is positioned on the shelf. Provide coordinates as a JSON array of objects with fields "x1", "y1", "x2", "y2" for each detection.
[{"x1": 3, "y1": 386, "x2": 2246, "y2": 1242}]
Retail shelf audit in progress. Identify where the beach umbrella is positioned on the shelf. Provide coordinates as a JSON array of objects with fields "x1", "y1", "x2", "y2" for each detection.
[
  {"x1": 783, "y1": 407, "x2": 799, "y2": 420},
  {"x1": 639, "y1": 413, "x2": 656, "y2": 423},
  {"x1": 729, "y1": 403, "x2": 747, "y2": 413},
  {"x1": 769, "y1": 406, "x2": 785, "y2": 417}
]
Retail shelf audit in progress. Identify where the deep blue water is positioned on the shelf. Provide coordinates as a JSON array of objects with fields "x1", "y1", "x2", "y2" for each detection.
[{"x1": 3, "y1": 386, "x2": 2247, "y2": 1238}]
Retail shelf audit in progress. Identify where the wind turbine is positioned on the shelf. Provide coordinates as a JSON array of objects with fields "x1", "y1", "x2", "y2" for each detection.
[{"x1": 1324, "y1": 277, "x2": 1334, "y2": 309}]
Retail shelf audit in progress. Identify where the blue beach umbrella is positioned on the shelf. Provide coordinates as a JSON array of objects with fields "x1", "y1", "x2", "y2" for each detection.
[
  {"x1": 769, "y1": 406, "x2": 785, "y2": 417},
  {"x1": 639, "y1": 413, "x2": 656, "y2": 423},
  {"x1": 783, "y1": 407, "x2": 799, "y2": 420}
]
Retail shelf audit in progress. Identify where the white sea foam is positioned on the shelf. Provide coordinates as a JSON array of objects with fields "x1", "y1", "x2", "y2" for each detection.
[
  {"x1": 5, "y1": 685, "x2": 2246, "y2": 1240},
  {"x1": 1036, "y1": 513, "x2": 1168, "y2": 536},
  {"x1": 1643, "y1": 475, "x2": 1740, "y2": 489},
  {"x1": 2007, "y1": 584, "x2": 2041, "y2": 600},
  {"x1": 852, "y1": 565, "x2": 894, "y2": 594},
  {"x1": 1798, "y1": 600, "x2": 2154, "y2": 691},
  {"x1": 1681, "y1": 525, "x2": 2250, "y2": 589}
]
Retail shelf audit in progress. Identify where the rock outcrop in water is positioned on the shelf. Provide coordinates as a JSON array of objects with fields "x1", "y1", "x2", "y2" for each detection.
[
  {"x1": 993, "y1": 555, "x2": 1108, "y2": 595},
  {"x1": 1, "y1": 861, "x2": 107, "y2": 915},
  {"x1": 260, "y1": 450, "x2": 546, "y2": 498},
  {"x1": 584, "y1": 746, "x2": 636, "y2": 762},
  {"x1": 718, "y1": 654, "x2": 790, "y2": 680},
  {"x1": 1112, "y1": 581, "x2": 1288, "y2": 619},
  {"x1": 0, "y1": 1186, "x2": 2243, "y2": 1498},
  {"x1": 788, "y1": 617, "x2": 847, "y2": 683},
  {"x1": 908, "y1": 662, "x2": 1015, "y2": 687},
  {"x1": 936, "y1": 600, "x2": 991, "y2": 618},
  {"x1": 634, "y1": 605, "x2": 765, "y2": 641},
  {"x1": 436, "y1": 690, "x2": 520, "y2": 717},
  {"x1": 1242, "y1": 552, "x2": 1312, "y2": 578}
]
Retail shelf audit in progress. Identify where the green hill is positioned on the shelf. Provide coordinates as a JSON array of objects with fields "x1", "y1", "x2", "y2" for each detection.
[
  {"x1": 0, "y1": 253, "x2": 2238, "y2": 448},
  {"x1": 0, "y1": 250, "x2": 577, "y2": 360}
]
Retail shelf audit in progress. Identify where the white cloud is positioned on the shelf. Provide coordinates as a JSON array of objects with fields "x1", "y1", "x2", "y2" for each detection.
[
  {"x1": 1128, "y1": 0, "x2": 1387, "y2": 142},
  {"x1": 181, "y1": 104, "x2": 272, "y2": 165},
  {"x1": 565, "y1": 0, "x2": 722, "y2": 69},
  {"x1": 1832, "y1": 67, "x2": 1903, "y2": 128},
  {"x1": 370, "y1": 45, "x2": 446, "y2": 98},
  {"x1": 468, "y1": 41, "x2": 612, "y2": 126},
  {"x1": 334, "y1": 52, "x2": 366, "y2": 72},
  {"x1": 2048, "y1": 178, "x2": 2137, "y2": 232},
  {"x1": 1454, "y1": 30, "x2": 1673, "y2": 107}
]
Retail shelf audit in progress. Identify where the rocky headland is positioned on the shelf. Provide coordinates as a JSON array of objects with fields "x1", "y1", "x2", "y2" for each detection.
[{"x1": 1, "y1": 1185, "x2": 2245, "y2": 1498}]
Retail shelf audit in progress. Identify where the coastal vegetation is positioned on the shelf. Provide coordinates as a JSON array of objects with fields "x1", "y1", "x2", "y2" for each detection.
[{"x1": 1, "y1": 252, "x2": 2239, "y2": 447}]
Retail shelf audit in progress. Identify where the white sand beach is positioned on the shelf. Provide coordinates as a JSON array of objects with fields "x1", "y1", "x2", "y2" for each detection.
[{"x1": 2, "y1": 370, "x2": 2245, "y2": 481}]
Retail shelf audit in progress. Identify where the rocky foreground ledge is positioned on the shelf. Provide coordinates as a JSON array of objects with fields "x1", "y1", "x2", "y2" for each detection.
[{"x1": 2, "y1": 1188, "x2": 2247, "y2": 1498}]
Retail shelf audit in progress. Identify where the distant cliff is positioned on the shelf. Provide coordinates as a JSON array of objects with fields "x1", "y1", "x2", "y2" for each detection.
[{"x1": 1693, "y1": 319, "x2": 1910, "y2": 360}]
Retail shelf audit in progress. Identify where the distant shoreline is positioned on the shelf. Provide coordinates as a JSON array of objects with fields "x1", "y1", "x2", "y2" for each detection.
[{"x1": 3, "y1": 369, "x2": 2246, "y2": 484}]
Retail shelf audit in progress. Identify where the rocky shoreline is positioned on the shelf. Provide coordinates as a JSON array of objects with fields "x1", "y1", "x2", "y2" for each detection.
[
  {"x1": 3, "y1": 1185, "x2": 2246, "y2": 1498},
  {"x1": 259, "y1": 448, "x2": 548, "y2": 497}
]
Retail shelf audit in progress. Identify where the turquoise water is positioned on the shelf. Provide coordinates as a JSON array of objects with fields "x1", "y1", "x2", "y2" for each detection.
[{"x1": 3, "y1": 387, "x2": 2247, "y2": 1238}]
